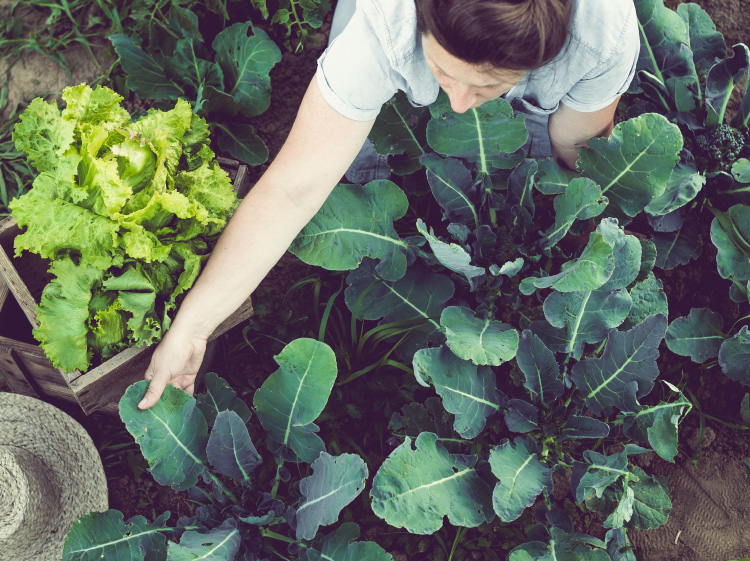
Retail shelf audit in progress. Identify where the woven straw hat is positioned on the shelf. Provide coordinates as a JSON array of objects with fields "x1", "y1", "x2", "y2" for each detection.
[{"x1": 0, "y1": 393, "x2": 108, "y2": 561}]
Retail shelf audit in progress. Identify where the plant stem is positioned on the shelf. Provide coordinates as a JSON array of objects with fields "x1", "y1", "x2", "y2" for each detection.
[
  {"x1": 271, "y1": 459, "x2": 285, "y2": 498},
  {"x1": 261, "y1": 528, "x2": 298, "y2": 544},
  {"x1": 205, "y1": 470, "x2": 240, "y2": 505},
  {"x1": 448, "y1": 527, "x2": 467, "y2": 561}
]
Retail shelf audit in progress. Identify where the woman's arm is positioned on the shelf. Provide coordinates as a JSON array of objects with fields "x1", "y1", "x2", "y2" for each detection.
[
  {"x1": 548, "y1": 96, "x2": 621, "y2": 170},
  {"x1": 137, "y1": 74, "x2": 376, "y2": 409}
]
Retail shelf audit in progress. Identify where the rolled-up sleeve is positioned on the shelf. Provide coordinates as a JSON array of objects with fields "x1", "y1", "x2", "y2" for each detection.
[
  {"x1": 561, "y1": 4, "x2": 640, "y2": 112},
  {"x1": 316, "y1": 3, "x2": 399, "y2": 121}
]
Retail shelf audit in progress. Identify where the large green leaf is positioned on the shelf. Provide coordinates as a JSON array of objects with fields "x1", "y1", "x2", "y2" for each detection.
[
  {"x1": 542, "y1": 222, "x2": 640, "y2": 355},
  {"x1": 711, "y1": 204, "x2": 750, "y2": 282},
  {"x1": 606, "y1": 528, "x2": 637, "y2": 561},
  {"x1": 167, "y1": 521, "x2": 241, "y2": 560},
  {"x1": 63, "y1": 510, "x2": 169, "y2": 561},
  {"x1": 515, "y1": 330, "x2": 564, "y2": 406},
  {"x1": 345, "y1": 261, "x2": 454, "y2": 355},
  {"x1": 413, "y1": 346, "x2": 503, "y2": 439},
  {"x1": 510, "y1": 528, "x2": 611, "y2": 561},
  {"x1": 733, "y1": 159, "x2": 750, "y2": 184},
  {"x1": 586, "y1": 467, "x2": 671, "y2": 531},
  {"x1": 597, "y1": 220, "x2": 643, "y2": 290},
  {"x1": 440, "y1": 306, "x2": 519, "y2": 366},
  {"x1": 665, "y1": 307, "x2": 725, "y2": 363},
  {"x1": 504, "y1": 399, "x2": 540, "y2": 433},
  {"x1": 32, "y1": 256, "x2": 104, "y2": 372},
  {"x1": 576, "y1": 449, "x2": 631, "y2": 503},
  {"x1": 212, "y1": 22, "x2": 281, "y2": 117},
  {"x1": 676, "y1": 3, "x2": 726, "y2": 74},
  {"x1": 110, "y1": 34, "x2": 186, "y2": 100},
  {"x1": 490, "y1": 436, "x2": 553, "y2": 522},
  {"x1": 541, "y1": 178, "x2": 607, "y2": 250},
  {"x1": 291, "y1": 181, "x2": 410, "y2": 281},
  {"x1": 543, "y1": 289, "x2": 632, "y2": 356},
  {"x1": 215, "y1": 122, "x2": 269, "y2": 166},
  {"x1": 120, "y1": 382, "x2": 208, "y2": 490},
  {"x1": 623, "y1": 273, "x2": 669, "y2": 330},
  {"x1": 571, "y1": 315, "x2": 668, "y2": 416},
  {"x1": 295, "y1": 453, "x2": 368, "y2": 540},
  {"x1": 426, "y1": 91, "x2": 528, "y2": 173},
  {"x1": 535, "y1": 157, "x2": 576, "y2": 195},
  {"x1": 632, "y1": 0, "x2": 699, "y2": 91},
  {"x1": 10, "y1": 187, "x2": 119, "y2": 268},
  {"x1": 718, "y1": 325, "x2": 750, "y2": 385},
  {"x1": 621, "y1": 381, "x2": 691, "y2": 462},
  {"x1": 577, "y1": 113, "x2": 682, "y2": 217},
  {"x1": 561, "y1": 416, "x2": 611, "y2": 441},
  {"x1": 196, "y1": 372, "x2": 252, "y2": 427},
  {"x1": 652, "y1": 219, "x2": 702, "y2": 269},
  {"x1": 253, "y1": 339, "x2": 337, "y2": 463},
  {"x1": 12, "y1": 97, "x2": 76, "y2": 174},
  {"x1": 644, "y1": 158, "x2": 705, "y2": 216},
  {"x1": 299, "y1": 523, "x2": 394, "y2": 561},
  {"x1": 417, "y1": 219, "x2": 485, "y2": 287},
  {"x1": 705, "y1": 44, "x2": 750, "y2": 126},
  {"x1": 369, "y1": 92, "x2": 428, "y2": 175},
  {"x1": 506, "y1": 159, "x2": 538, "y2": 217},
  {"x1": 165, "y1": 39, "x2": 224, "y2": 94},
  {"x1": 206, "y1": 411, "x2": 261, "y2": 483},
  {"x1": 370, "y1": 432, "x2": 494, "y2": 534},
  {"x1": 520, "y1": 232, "x2": 615, "y2": 295},
  {"x1": 422, "y1": 153, "x2": 479, "y2": 228}
]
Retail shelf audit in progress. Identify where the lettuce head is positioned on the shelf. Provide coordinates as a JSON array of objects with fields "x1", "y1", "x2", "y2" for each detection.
[{"x1": 11, "y1": 84, "x2": 239, "y2": 371}]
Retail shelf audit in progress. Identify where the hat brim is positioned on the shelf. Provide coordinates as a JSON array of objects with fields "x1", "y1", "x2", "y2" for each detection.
[{"x1": 0, "y1": 393, "x2": 108, "y2": 561}]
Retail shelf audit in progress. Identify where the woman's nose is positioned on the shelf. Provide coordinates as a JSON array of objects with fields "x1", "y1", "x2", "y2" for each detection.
[{"x1": 446, "y1": 82, "x2": 476, "y2": 114}]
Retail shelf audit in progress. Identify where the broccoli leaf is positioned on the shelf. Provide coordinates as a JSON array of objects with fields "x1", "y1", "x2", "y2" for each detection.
[
  {"x1": 413, "y1": 346, "x2": 503, "y2": 439},
  {"x1": 490, "y1": 436, "x2": 553, "y2": 522},
  {"x1": 370, "y1": 432, "x2": 494, "y2": 534},
  {"x1": 291, "y1": 181, "x2": 410, "y2": 281},
  {"x1": 253, "y1": 339, "x2": 337, "y2": 463},
  {"x1": 571, "y1": 315, "x2": 668, "y2": 416}
]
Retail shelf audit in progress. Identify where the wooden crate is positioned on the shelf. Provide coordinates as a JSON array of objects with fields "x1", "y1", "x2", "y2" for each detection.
[{"x1": 0, "y1": 158, "x2": 253, "y2": 415}]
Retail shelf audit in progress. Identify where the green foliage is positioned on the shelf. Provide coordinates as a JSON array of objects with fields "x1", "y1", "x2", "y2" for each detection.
[
  {"x1": 10, "y1": 85, "x2": 238, "y2": 371},
  {"x1": 370, "y1": 432, "x2": 494, "y2": 534},
  {"x1": 251, "y1": 0, "x2": 332, "y2": 51},
  {"x1": 110, "y1": 19, "x2": 281, "y2": 165},
  {"x1": 0, "y1": 90, "x2": 33, "y2": 217},
  {"x1": 64, "y1": 361, "x2": 390, "y2": 560},
  {"x1": 0, "y1": 0, "x2": 121, "y2": 76}
]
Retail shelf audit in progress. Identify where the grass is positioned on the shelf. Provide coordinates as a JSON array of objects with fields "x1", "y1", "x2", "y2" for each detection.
[
  {"x1": 0, "y1": 0, "x2": 122, "y2": 76},
  {"x1": 0, "y1": 78, "x2": 33, "y2": 218}
]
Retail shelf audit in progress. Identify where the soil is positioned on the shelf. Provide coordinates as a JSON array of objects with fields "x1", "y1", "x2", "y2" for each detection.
[{"x1": 2, "y1": 1, "x2": 750, "y2": 560}]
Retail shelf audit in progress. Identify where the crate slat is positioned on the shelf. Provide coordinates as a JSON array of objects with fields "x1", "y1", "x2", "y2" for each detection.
[
  {"x1": 0, "y1": 342, "x2": 41, "y2": 398},
  {"x1": 0, "y1": 218, "x2": 39, "y2": 329}
]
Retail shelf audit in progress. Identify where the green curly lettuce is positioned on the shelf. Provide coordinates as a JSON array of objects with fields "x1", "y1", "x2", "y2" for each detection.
[{"x1": 10, "y1": 84, "x2": 239, "y2": 372}]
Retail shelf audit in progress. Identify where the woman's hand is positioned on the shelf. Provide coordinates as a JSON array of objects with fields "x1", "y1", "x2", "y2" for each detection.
[{"x1": 138, "y1": 326, "x2": 208, "y2": 409}]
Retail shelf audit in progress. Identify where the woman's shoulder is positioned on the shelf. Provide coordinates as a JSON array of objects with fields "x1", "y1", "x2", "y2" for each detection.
[
  {"x1": 356, "y1": 0, "x2": 419, "y2": 65},
  {"x1": 567, "y1": 0, "x2": 637, "y2": 60}
]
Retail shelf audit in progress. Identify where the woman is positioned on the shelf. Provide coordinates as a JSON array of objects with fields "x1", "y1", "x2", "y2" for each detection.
[{"x1": 137, "y1": 0, "x2": 639, "y2": 409}]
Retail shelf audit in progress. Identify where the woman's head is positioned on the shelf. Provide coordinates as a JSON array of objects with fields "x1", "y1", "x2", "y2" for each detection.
[
  {"x1": 417, "y1": 0, "x2": 573, "y2": 113},
  {"x1": 416, "y1": 0, "x2": 573, "y2": 71}
]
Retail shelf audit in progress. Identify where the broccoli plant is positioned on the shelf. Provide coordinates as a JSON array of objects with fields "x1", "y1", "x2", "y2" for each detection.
[
  {"x1": 63, "y1": 341, "x2": 393, "y2": 561},
  {"x1": 110, "y1": 14, "x2": 282, "y2": 166},
  {"x1": 283, "y1": 55, "x2": 698, "y2": 553},
  {"x1": 623, "y1": 1, "x2": 750, "y2": 299}
]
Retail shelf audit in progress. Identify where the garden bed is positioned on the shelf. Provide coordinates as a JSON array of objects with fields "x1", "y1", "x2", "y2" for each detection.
[{"x1": 2, "y1": 1, "x2": 750, "y2": 561}]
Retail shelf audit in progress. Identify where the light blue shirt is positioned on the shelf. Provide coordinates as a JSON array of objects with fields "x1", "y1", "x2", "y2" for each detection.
[{"x1": 316, "y1": 0, "x2": 640, "y2": 156}]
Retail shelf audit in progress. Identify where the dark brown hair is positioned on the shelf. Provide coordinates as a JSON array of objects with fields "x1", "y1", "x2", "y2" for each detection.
[{"x1": 416, "y1": 0, "x2": 573, "y2": 71}]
